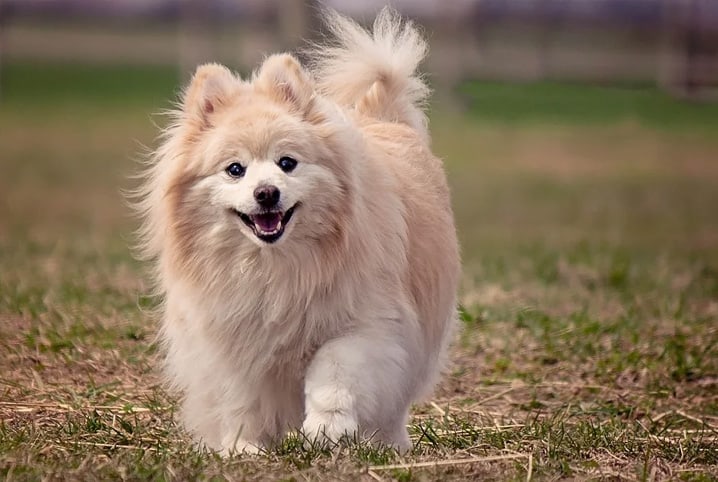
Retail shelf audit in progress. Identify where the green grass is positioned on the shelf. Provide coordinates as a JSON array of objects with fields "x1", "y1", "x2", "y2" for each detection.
[
  {"x1": 1, "y1": 62, "x2": 181, "y2": 107},
  {"x1": 1, "y1": 62, "x2": 717, "y2": 480},
  {"x1": 458, "y1": 80, "x2": 718, "y2": 128}
]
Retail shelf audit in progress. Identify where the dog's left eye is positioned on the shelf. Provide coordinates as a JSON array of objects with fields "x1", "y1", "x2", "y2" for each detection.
[
  {"x1": 277, "y1": 156, "x2": 298, "y2": 173},
  {"x1": 225, "y1": 162, "x2": 245, "y2": 178}
]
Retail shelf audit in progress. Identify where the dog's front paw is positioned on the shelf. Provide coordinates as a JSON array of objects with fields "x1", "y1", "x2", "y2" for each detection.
[{"x1": 302, "y1": 410, "x2": 359, "y2": 447}]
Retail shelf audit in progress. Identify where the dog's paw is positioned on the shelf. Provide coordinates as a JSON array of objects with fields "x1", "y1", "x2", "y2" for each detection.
[
  {"x1": 302, "y1": 410, "x2": 359, "y2": 448},
  {"x1": 219, "y1": 435, "x2": 261, "y2": 456}
]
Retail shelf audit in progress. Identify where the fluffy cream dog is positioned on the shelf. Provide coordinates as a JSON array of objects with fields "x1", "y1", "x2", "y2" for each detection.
[{"x1": 136, "y1": 8, "x2": 460, "y2": 454}]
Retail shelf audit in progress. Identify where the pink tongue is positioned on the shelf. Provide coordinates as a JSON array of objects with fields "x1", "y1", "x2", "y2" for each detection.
[{"x1": 251, "y1": 212, "x2": 282, "y2": 233}]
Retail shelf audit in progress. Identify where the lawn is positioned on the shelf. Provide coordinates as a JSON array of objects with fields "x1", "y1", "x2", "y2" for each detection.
[{"x1": 1, "y1": 63, "x2": 717, "y2": 481}]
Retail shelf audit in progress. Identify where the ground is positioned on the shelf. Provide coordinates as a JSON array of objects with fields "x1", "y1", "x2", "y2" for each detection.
[{"x1": 1, "y1": 64, "x2": 717, "y2": 481}]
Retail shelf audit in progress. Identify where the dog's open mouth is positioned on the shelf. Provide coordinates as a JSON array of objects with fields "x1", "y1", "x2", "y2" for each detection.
[{"x1": 234, "y1": 205, "x2": 297, "y2": 243}]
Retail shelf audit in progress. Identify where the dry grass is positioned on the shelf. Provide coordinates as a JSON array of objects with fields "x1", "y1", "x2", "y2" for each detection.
[{"x1": 1, "y1": 69, "x2": 718, "y2": 480}]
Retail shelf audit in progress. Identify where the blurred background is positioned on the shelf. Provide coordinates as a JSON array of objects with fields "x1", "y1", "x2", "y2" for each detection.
[
  {"x1": 2, "y1": 5, "x2": 718, "y2": 477},
  {"x1": 2, "y1": 0, "x2": 718, "y2": 96},
  {"x1": 1, "y1": 0, "x2": 717, "y2": 295}
]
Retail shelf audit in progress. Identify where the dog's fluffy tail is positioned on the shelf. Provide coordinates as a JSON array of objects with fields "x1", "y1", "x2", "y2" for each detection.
[{"x1": 310, "y1": 7, "x2": 430, "y2": 139}]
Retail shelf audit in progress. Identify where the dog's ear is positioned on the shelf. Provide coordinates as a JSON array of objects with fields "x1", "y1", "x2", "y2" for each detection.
[
  {"x1": 255, "y1": 54, "x2": 315, "y2": 113},
  {"x1": 182, "y1": 63, "x2": 236, "y2": 127}
]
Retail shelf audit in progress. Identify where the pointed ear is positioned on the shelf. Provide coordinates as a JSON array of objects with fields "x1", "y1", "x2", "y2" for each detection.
[
  {"x1": 255, "y1": 54, "x2": 315, "y2": 113},
  {"x1": 182, "y1": 63, "x2": 236, "y2": 126}
]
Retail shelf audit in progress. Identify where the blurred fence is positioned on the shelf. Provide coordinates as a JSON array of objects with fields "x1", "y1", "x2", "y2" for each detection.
[{"x1": 1, "y1": 0, "x2": 717, "y2": 99}]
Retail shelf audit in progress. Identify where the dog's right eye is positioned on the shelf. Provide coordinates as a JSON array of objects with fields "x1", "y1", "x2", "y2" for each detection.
[{"x1": 225, "y1": 162, "x2": 245, "y2": 178}]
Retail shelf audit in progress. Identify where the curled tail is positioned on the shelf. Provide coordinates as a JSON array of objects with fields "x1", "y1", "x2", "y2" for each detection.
[{"x1": 309, "y1": 7, "x2": 430, "y2": 140}]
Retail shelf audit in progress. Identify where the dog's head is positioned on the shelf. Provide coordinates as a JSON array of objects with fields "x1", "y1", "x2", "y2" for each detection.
[{"x1": 158, "y1": 55, "x2": 358, "y2": 264}]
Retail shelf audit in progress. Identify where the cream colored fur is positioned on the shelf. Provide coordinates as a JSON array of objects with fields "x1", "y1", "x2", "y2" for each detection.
[{"x1": 134, "y1": 8, "x2": 460, "y2": 454}]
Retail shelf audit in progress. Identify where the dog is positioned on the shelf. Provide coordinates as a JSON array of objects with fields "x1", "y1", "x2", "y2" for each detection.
[{"x1": 135, "y1": 7, "x2": 460, "y2": 454}]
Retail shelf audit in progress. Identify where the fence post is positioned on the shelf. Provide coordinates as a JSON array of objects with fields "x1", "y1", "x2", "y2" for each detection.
[
  {"x1": 178, "y1": 0, "x2": 213, "y2": 82},
  {"x1": 278, "y1": 0, "x2": 320, "y2": 50}
]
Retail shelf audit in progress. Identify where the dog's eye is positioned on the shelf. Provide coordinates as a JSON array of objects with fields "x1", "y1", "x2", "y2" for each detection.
[
  {"x1": 277, "y1": 156, "x2": 298, "y2": 173},
  {"x1": 225, "y1": 162, "x2": 245, "y2": 178}
]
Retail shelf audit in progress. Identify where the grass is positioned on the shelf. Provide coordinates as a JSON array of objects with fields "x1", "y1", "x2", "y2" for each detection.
[
  {"x1": 1, "y1": 62, "x2": 717, "y2": 481},
  {"x1": 457, "y1": 81, "x2": 718, "y2": 129}
]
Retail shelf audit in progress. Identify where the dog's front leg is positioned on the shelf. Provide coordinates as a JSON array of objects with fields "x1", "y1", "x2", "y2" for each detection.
[{"x1": 302, "y1": 330, "x2": 414, "y2": 451}]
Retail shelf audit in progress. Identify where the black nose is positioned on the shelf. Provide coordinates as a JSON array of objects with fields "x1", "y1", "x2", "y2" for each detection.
[{"x1": 254, "y1": 185, "x2": 280, "y2": 207}]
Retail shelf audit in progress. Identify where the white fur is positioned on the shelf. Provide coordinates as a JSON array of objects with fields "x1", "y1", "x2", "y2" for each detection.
[{"x1": 134, "y1": 8, "x2": 460, "y2": 455}]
